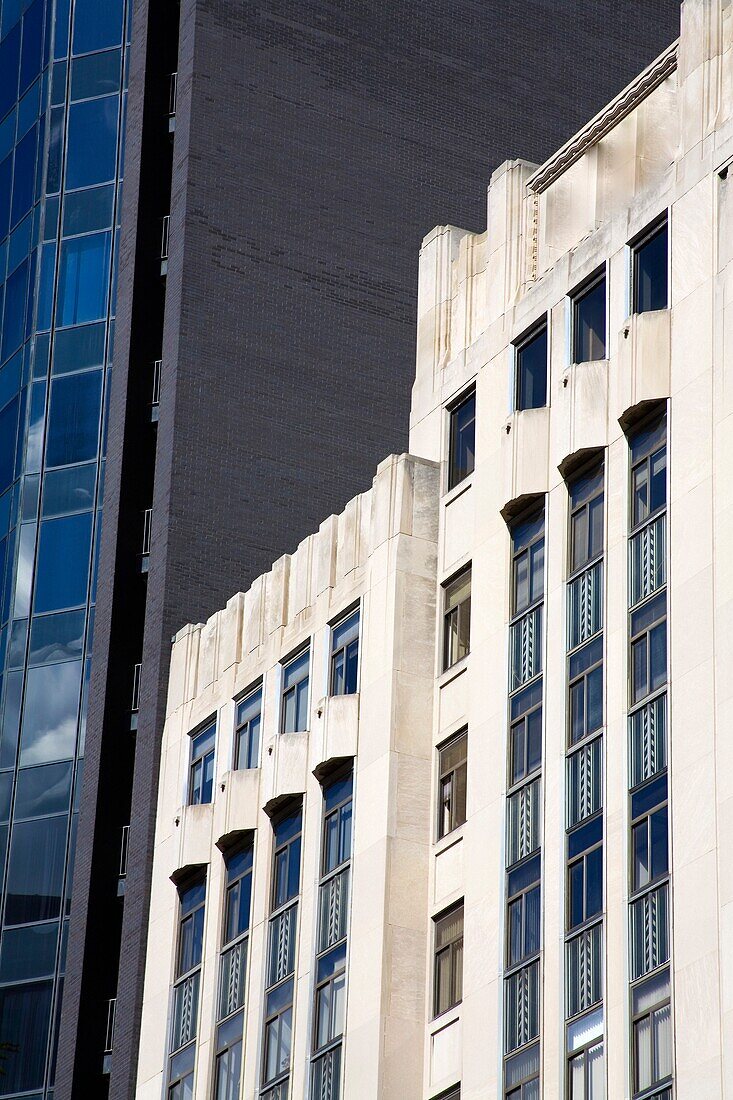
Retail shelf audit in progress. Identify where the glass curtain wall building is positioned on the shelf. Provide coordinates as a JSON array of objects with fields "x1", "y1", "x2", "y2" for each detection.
[{"x1": 0, "y1": 0, "x2": 128, "y2": 1094}]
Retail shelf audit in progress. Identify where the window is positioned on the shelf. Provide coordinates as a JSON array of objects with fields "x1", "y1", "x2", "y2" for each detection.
[
  {"x1": 509, "y1": 682, "x2": 542, "y2": 787},
  {"x1": 568, "y1": 1038, "x2": 604, "y2": 1099},
  {"x1": 630, "y1": 417, "x2": 666, "y2": 530},
  {"x1": 262, "y1": 977, "x2": 293, "y2": 1092},
  {"x1": 505, "y1": 962, "x2": 540, "y2": 1054},
  {"x1": 313, "y1": 944, "x2": 346, "y2": 1052},
  {"x1": 433, "y1": 903, "x2": 464, "y2": 1017},
  {"x1": 330, "y1": 609, "x2": 359, "y2": 696},
  {"x1": 448, "y1": 390, "x2": 476, "y2": 489},
  {"x1": 322, "y1": 773, "x2": 353, "y2": 879},
  {"x1": 630, "y1": 776, "x2": 668, "y2": 893},
  {"x1": 437, "y1": 730, "x2": 467, "y2": 839},
  {"x1": 234, "y1": 688, "x2": 261, "y2": 770},
  {"x1": 633, "y1": 220, "x2": 668, "y2": 315},
  {"x1": 569, "y1": 464, "x2": 604, "y2": 575},
  {"x1": 505, "y1": 1043, "x2": 539, "y2": 1098},
  {"x1": 170, "y1": 876, "x2": 206, "y2": 1053},
  {"x1": 506, "y1": 855, "x2": 540, "y2": 968},
  {"x1": 213, "y1": 1010, "x2": 243, "y2": 1100},
  {"x1": 280, "y1": 648, "x2": 310, "y2": 733},
  {"x1": 567, "y1": 820, "x2": 603, "y2": 930},
  {"x1": 443, "y1": 567, "x2": 471, "y2": 671},
  {"x1": 630, "y1": 592, "x2": 667, "y2": 705},
  {"x1": 515, "y1": 324, "x2": 548, "y2": 411},
  {"x1": 568, "y1": 637, "x2": 603, "y2": 746},
  {"x1": 572, "y1": 273, "x2": 606, "y2": 363},
  {"x1": 271, "y1": 810, "x2": 302, "y2": 913},
  {"x1": 219, "y1": 844, "x2": 253, "y2": 1019},
  {"x1": 188, "y1": 721, "x2": 215, "y2": 806},
  {"x1": 632, "y1": 969, "x2": 672, "y2": 1096},
  {"x1": 512, "y1": 510, "x2": 544, "y2": 618}
]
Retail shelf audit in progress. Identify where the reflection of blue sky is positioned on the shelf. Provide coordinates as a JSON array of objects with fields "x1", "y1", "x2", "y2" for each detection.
[
  {"x1": 19, "y1": 660, "x2": 82, "y2": 766},
  {"x1": 12, "y1": 523, "x2": 35, "y2": 619}
]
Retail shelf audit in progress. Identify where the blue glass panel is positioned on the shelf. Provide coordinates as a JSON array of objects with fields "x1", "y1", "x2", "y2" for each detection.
[
  {"x1": 25, "y1": 380, "x2": 46, "y2": 474},
  {"x1": 54, "y1": 0, "x2": 69, "y2": 59},
  {"x1": 72, "y1": 0, "x2": 123, "y2": 54},
  {"x1": 32, "y1": 330, "x2": 49, "y2": 377},
  {"x1": 70, "y1": 48, "x2": 121, "y2": 101},
  {"x1": 19, "y1": 659, "x2": 82, "y2": 765},
  {"x1": 1, "y1": 260, "x2": 28, "y2": 360},
  {"x1": 21, "y1": 472, "x2": 39, "y2": 520},
  {"x1": 42, "y1": 462, "x2": 96, "y2": 517},
  {"x1": 0, "y1": 25, "x2": 20, "y2": 122},
  {"x1": 65, "y1": 97, "x2": 118, "y2": 189},
  {"x1": 1, "y1": 0, "x2": 22, "y2": 36},
  {"x1": 43, "y1": 193, "x2": 59, "y2": 240},
  {"x1": 0, "y1": 980, "x2": 53, "y2": 1092},
  {"x1": 15, "y1": 760, "x2": 73, "y2": 818},
  {"x1": 7, "y1": 616, "x2": 27, "y2": 666},
  {"x1": 51, "y1": 60, "x2": 66, "y2": 104},
  {"x1": 62, "y1": 183, "x2": 114, "y2": 236},
  {"x1": 52, "y1": 321, "x2": 105, "y2": 374},
  {"x1": 37, "y1": 240, "x2": 56, "y2": 330},
  {"x1": 45, "y1": 369, "x2": 102, "y2": 468},
  {"x1": 0, "y1": 669, "x2": 23, "y2": 769},
  {"x1": 5, "y1": 813, "x2": 68, "y2": 923},
  {"x1": 29, "y1": 609, "x2": 85, "y2": 664},
  {"x1": 10, "y1": 123, "x2": 37, "y2": 228},
  {"x1": 0, "y1": 152, "x2": 12, "y2": 240},
  {"x1": 13, "y1": 521, "x2": 37, "y2": 619},
  {"x1": 34, "y1": 512, "x2": 92, "y2": 612},
  {"x1": 8, "y1": 210, "x2": 32, "y2": 273},
  {"x1": 17, "y1": 74, "x2": 41, "y2": 137},
  {"x1": 0, "y1": 922, "x2": 59, "y2": 982},
  {"x1": 0, "y1": 395, "x2": 19, "y2": 494},
  {"x1": 0, "y1": 769, "x2": 11, "y2": 819},
  {"x1": 56, "y1": 232, "x2": 111, "y2": 325},
  {"x1": 46, "y1": 105, "x2": 63, "y2": 193},
  {"x1": 19, "y1": 0, "x2": 44, "y2": 95}
]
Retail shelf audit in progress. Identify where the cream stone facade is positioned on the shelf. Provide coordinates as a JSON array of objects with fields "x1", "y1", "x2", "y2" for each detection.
[{"x1": 137, "y1": 1, "x2": 733, "y2": 1098}]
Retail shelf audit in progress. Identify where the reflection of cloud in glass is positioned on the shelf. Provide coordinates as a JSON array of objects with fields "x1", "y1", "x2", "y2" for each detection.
[
  {"x1": 19, "y1": 661, "x2": 82, "y2": 766},
  {"x1": 12, "y1": 524, "x2": 36, "y2": 619}
]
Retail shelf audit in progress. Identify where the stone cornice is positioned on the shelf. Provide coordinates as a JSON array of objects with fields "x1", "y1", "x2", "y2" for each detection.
[{"x1": 527, "y1": 40, "x2": 679, "y2": 194}]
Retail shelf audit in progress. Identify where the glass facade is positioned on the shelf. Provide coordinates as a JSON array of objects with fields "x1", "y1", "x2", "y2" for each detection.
[{"x1": 0, "y1": 0, "x2": 129, "y2": 1094}]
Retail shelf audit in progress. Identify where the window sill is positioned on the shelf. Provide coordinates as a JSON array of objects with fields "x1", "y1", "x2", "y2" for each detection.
[
  {"x1": 434, "y1": 825, "x2": 464, "y2": 856},
  {"x1": 431, "y1": 1001, "x2": 462, "y2": 1031},
  {"x1": 438, "y1": 657, "x2": 469, "y2": 690},
  {"x1": 442, "y1": 475, "x2": 473, "y2": 506}
]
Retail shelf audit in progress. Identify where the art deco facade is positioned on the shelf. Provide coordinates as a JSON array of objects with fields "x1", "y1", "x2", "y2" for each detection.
[{"x1": 137, "y1": 1, "x2": 731, "y2": 1097}]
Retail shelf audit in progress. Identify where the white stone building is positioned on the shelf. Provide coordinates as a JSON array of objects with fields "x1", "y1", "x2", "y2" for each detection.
[{"x1": 135, "y1": 2, "x2": 733, "y2": 1097}]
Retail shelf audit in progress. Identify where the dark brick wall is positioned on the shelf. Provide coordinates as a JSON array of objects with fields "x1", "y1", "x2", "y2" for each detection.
[{"x1": 59, "y1": 1, "x2": 681, "y2": 1097}]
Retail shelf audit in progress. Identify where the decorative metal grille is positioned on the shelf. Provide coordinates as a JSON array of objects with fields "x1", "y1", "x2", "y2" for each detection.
[
  {"x1": 630, "y1": 515, "x2": 666, "y2": 607},
  {"x1": 566, "y1": 923, "x2": 603, "y2": 1018},
  {"x1": 567, "y1": 737, "x2": 603, "y2": 828},
  {"x1": 630, "y1": 883, "x2": 669, "y2": 981},
  {"x1": 268, "y1": 903, "x2": 297, "y2": 987},
  {"x1": 171, "y1": 970, "x2": 200, "y2": 1050},
  {"x1": 507, "y1": 778, "x2": 541, "y2": 867},
  {"x1": 568, "y1": 561, "x2": 603, "y2": 650},
  {"x1": 510, "y1": 605, "x2": 543, "y2": 691},
  {"x1": 629, "y1": 694, "x2": 667, "y2": 788},
  {"x1": 218, "y1": 938, "x2": 247, "y2": 1020},
  {"x1": 504, "y1": 961, "x2": 539, "y2": 1053},
  {"x1": 311, "y1": 1045, "x2": 341, "y2": 1100},
  {"x1": 318, "y1": 868, "x2": 349, "y2": 953}
]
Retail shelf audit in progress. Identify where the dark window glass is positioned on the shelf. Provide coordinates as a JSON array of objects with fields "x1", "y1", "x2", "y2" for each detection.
[
  {"x1": 5, "y1": 814, "x2": 67, "y2": 924},
  {"x1": 507, "y1": 882, "x2": 540, "y2": 967},
  {"x1": 1, "y1": 260, "x2": 28, "y2": 361},
  {"x1": 19, "y1": 0, "x2": 44, "y2": 94},
  {"x1": 448, "y1": 391, "x2": 475, "y2": 489},
  {"x1": 632, "y1": 445, "x2": 667, "y2": 528},
  {"x1": 234, "y1": 688, "x2": 261, "y2": 770},
  {"x1": 62, "y1": 183, "x2": 115, "y2": 235},
  {"x1": 42, "y1": 464, "x2": 97, "y2": 518},
  {"x1": 214, "y1": 1034, "x2": 242, "y2": 1100},
  {"x1": 0, "y1": 396, "x2": 19, "y2": 495},
  {"x1": 70, "y1": 48, "x2": 122, "y2": 101},
  {"x1": 34, "y1": 513, "x2": 93, "y2": 612},
  {"x1": 568, "y1": 637, "x2": 603, "y2": 746},
  {"x1": 322, "y1": 773, "x2": 353, "y2": 874},
  {"x1": 281, "y1": 650, "x2": 309, "y2": 733},
  {"x1": 272, "y1": 810, "x2": 302, "y2": 909},
  {"x1": 433, "y1": 904, "x2": 463, "y2": 1017},
  {"x1": 0, "y1": 979, "x2": 53, "y2": 1093},
  {"x1": 0, "y1": 152, "x2": 12, "y2": 240},
  {"x1": 314, "y1": 960, "x2": 346, "y2": 1051},
  {"x1": 0, "y1": 26, "x2": 21, "y2": 122},
  {"x1": 516, "y1": 326, "x2": 547, "y2": 411},
  {"x1": 509, "y1": 692, "x2": 542, "y2": 786},
  {"x1": 569, "y1": 464, "x2": 604, "y2": 572},
  {"x1": 11, "y1": 124, "x2": 37, "y2": 228},
  {"x1": 567, "y1": 844, "x2": 603, "y2": 930},
  {"x1": 263, "y1": 995, "x2": 292, "y2": 1085},
  {"x1": 72, "y1": 0, "x2": 124, "y2": 54},
  {"x1": 630, "y1": 593, "x2": 667, "y2": 704},
  {"x1": 438, "y1": 730, "x2": 467, "y2": 839},
  {"x1": 177, "y1": 879, "x2": 206, "y2": 977},
  {"x1": 66, "y1": 96, "x2": 118, "y2": 190},
  {"x1": 632, "y1": 804, "x2": 668, "y2": 891},
  {"x1": 45, "y1": 370, "x2": 103, "y2": 468},
  {"x1": 224, "y1": 845, "x2": 253, "y2": 944},
  {"x1": 443, "y1": 567, "x2": 471, "y2": 670},
  {"x1": 15, "y1": 761, "x2": 73, "y2": 818},
  {"x1": 53, "y1": 321, "x2": 107, "y2": 374},
  {"x1": 56, "y1": 233, "x2": 112, "y2": 325},
  {"x1": 0, "y1": 922, "x2": 59, "y2": 983},
  {"x1": 573, "y1": 276, "x2": 606, "y2": 363},
  {"x1": 330, "y1": 610, "x2": 359, "y2": 696},
  {"x1": 512, "y1": 516, "x2": 544, "y2": 616},
  {"x1": 19, "y1": 659, "x2": 82, "y2": 766},
  {"x1": 634, "y1": 222, "x2": 668, "y2": 314},
  {"x1": 189, "y1": 722, "x2": 215, "y2": 806}
]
